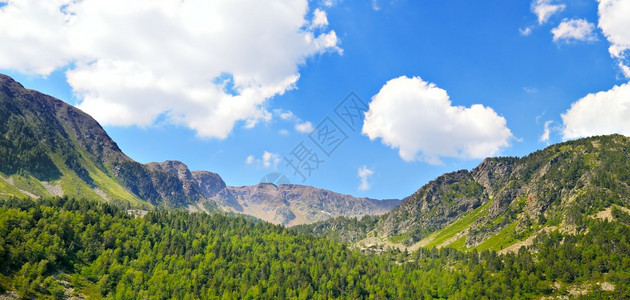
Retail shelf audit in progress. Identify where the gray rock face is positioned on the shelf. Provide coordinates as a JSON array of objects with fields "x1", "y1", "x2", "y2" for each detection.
[
  {"x1": 191, "y1": 171, "x2": 226, "y2": 198},
  {"x1": 146, "y1": 160, "x2": 205, "y2": 203}
]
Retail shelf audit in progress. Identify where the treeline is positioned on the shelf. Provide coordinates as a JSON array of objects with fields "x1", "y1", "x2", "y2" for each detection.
[{"x1": 0, "y1": 196, "x2": 629, "y2": 299}]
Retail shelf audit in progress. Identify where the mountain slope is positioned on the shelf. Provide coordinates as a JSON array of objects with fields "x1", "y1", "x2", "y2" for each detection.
[
  {"x1": 0, "y1": 73, "x2": 144, "y2": 206},
  {"x1": 300, "y1": 134, "x2": 630, "y2": 250},
  {"x1": 201, "y1": 183, "x2": 400, "y2": 226},
  {"x1": 0, "y1": 74, "x2": 399, "y2": 224},
  {"x1": 0, "y1": 74, "x2": 210, "y2": 209}
]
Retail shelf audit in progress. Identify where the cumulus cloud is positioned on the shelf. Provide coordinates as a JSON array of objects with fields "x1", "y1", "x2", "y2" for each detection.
[
  {"x1": 520, "y1": 27, "x2": 533, "y2": 36},
  {"x1": 262, "y1": 152, "x2": 281, "y2": 169},
  {"x1": 362, "y1": 76, "x2": 513, "y2": 164},
  {"x1": 532, "y1": 0, "x2": 566, "y2": 24},
  {"x1": 275, "y1": 109, "x2": 295, "y2": 121},
  {"x1": 357, "y1": 165, "x2": 374, "y2": 191},
  {"x1": 295, "y1": 121, "x2": 314, "y2": 133},
  {"x1": 311, "y1": 8, "x2": 328, "y2": 28},
  {"x1": 0, "y1": 0, "x2": 341, "y2": 139},
  {"x1": 598, "y1": 0, "x2": 630, "y2": 78},
  {"x1": 246, "y1": 151, "x2": 281, "y2": 169},
  {"x1": 273, "y1": 109, "x2": 314, "y2": 134},
  {"x1": 552, "y1": 19, "x2": 597, "y2": 43},
  {"x1": 540, "y1": 120, "x2": 553, "y2": 142},
  {"x1": 561, "y1": 82, "x2": 630, "y2": 140}
]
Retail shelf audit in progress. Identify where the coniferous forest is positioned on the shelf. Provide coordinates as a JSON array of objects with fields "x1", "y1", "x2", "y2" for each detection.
[{"x1": 1, "y1": 196, "x2": 629, "y2": 299}]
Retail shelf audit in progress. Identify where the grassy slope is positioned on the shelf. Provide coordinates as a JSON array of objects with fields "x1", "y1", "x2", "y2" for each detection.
[
  {"x1": 1, "y1": 150, "x2": 147, "y2": 208},
  {"x1": 0, "y1": 175, "x2": 27, "y2": 198},
  {"x1": 65, "y1": 131, "x2": 148, "y2": 207},
  {"x1": 82, "y1": 157, "x2": 146, "y2": 207},
  {"x1": 420, "y1": 200, "x2": 492, "y2": 249},
  {"x1": 55, "y1": 152, "x2": 148, "y2": 207},
  {"x1": 9, "y1": 174, "x2": 49, "y2": 197},
  {"x1": 476, "y1": 221, "x2": 520, "y2": 251}
]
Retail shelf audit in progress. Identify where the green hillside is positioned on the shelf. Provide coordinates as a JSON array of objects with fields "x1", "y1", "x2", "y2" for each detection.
[
  {"x1": 0, "y1": 74, "x2": 222, "y2": 210},
  {"x1": 300, "y1": 134, "x2": 630, "y2": 254},
  {"x1": 1, "y1": 196, "x2": 629, "y2": 298}
]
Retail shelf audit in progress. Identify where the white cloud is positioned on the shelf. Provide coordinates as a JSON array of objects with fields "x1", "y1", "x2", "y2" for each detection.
[
  {"x1": 311, "y1": 8, "x2": 328, "y2": 28},
  {"x1": 275, "y1": 109, "x2": 295, "y2": 121},
  {"x1": 540, "y1": 120, "x2": 553, "y2": 142},
  {"x1": 598, "y1": 0, "x2": 630, "y2": 78},
  {"x1": 362, "y1": 76, "x2": 513, "y2": 164},
  {"x1": 278, "y1": 129, "x2": 290, "y2": 135},
  {"x1": 520, "y1": 27, "x2": 533, "y2": 36},
  {"x1": 357, "y1": 165, "x2": 374, "y2": 191},
  {"x1": 561, "y1": 82, "x2": 630, "y2": 140},
  {"x1": 262, "y1": 151, "x2": 281, "y2": 169},
  {"x1": 295, "y1": 121, "x2": 314, "y2": 133},
  {"x1": 532, "y1": 0, "x2": 566, "y2": 24},
  {"x1": 246, "y1": 151, "x2": 281, "y2": 169},
  {"x1": 371, "y1": 0, "x2": 381, "y2": 11},
  {"x1": 0, "y1": 0, "x2": 341, "y2": 139},
  {"x1": 273, "y1": 109, "x2": 314, "y2": 134},
  {"x1": 552, "y1": 19, "x2": 597, "y2": 43},
  {"x1": 620, "y1": 62, "x2": 630, "y2": 78},
  {"x1": 321, "y1": 0, "x2": 342, "y2": 8}
]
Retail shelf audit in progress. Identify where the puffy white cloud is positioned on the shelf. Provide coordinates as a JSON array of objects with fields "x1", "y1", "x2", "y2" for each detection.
[
  {"x1": 262, "y1": 151, "x2": 281, "y2": 169},
  {"x1": 357, "y1": 165, "x2": 374, "y2": 191},
  {"x1": 561, "y1": 82, "x2": 630, "y2": 140},
  {"x1": 295, "y1": 121, "x2": 314, "y2": 133},
  {"x1": 274, "y1": 109, "x2": 295, "y2": 121},
  {"x1": 362, "y1": 76, "x2": 513, "y2": 164},
  {"x1": 540, "y1": 120, "x2": 553, "y2": 142},
  {"x1": 311, "y1": 8, "x2": 328, "y2": 28},
  {"x1": 532, "y1": 0, "x2": 565, "y2": 24},
  {"x1": 551, "y1": 19, "x2": 597, "y2": 43},
  {"x1": 246, "y1": 152, "x2": 281, "y2": 169},
  {"x1": 273, "y1": 109, "x2": 314, "y2": 134},
  {"x1": 0, "y1": 0, "x2": 340, "y2": 138},
  {"x1": 520, "y1": 27, "x2": 533, "y2": 36},
  {"x1": 598, "y1": 0, "x2": 630, "y2": 77}
]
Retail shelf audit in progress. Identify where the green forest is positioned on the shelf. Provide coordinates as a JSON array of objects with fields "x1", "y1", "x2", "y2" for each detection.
[{"x1": 1, "y1": 197, "x2": 629, "y2": 299}]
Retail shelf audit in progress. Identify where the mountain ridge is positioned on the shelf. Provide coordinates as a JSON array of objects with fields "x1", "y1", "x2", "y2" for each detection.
[
  {"x1": 0, "y1": 73, "x2": 400, "y2": 225},
  {"x1": 297, "y1": 134, "x2": 630, "y2": 252}
]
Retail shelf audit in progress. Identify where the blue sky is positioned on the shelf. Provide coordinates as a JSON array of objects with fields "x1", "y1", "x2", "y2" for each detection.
[{"x1": 1, "y1": 0, "x2": 630, "y2": 199}]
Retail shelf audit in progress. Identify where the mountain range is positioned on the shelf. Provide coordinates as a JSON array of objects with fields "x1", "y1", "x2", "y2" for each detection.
[
  {"x1": 3, "y1": 72, "x2": 630, "y2": 254},
  {"x1": 3, "y1": 73, "x2": 630, "y2": 298},
  {"x1": 0, "y1": 74, "x2": 399, "y2": 225},
  {"x1": 298, "y1": 134, "x2": 630, "y2": 252}
]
